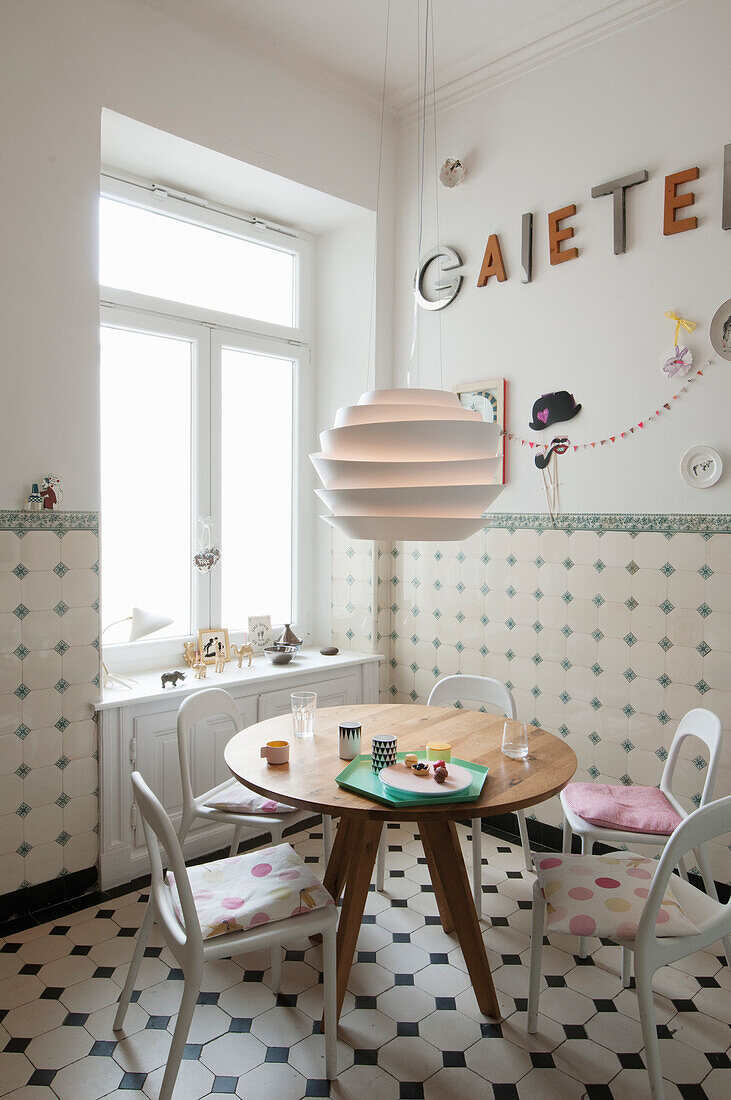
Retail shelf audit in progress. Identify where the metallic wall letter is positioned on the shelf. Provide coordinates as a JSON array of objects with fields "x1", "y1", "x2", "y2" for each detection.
[
  {"x1": 723, "y1": 144, "x2": 730, "y2": 230},
  {"x1": 663, "y1": 167, "x2": 699, "y2": 235},
  {"x1": 548, "y1": 205, "x2": 579, "y2": 265},
  {"x1": 590, "y1": 169, "x2": 648, "y2": 254},
  {"x1": 521, "y1": 213, "x2": 533, "y2": 283},
  {"x1": 476, "y1": 234, "x2": 508, "y2": 286},
  {"x1": 415, "y1": 246, "x2": 464, "y2": 310}
]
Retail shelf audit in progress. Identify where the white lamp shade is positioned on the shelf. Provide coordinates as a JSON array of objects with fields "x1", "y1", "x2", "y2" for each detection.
[
  {"x1": 128, "y1": 606, "x2": 174, "y2": 641},
  {"x1": 311, "y1": 388, "x2": 504, "y2": 542}
]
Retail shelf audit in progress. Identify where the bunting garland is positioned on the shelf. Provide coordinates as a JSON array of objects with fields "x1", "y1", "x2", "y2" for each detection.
[{"x1": 502, "y1": 364, "x2": 708, "y2": 453}]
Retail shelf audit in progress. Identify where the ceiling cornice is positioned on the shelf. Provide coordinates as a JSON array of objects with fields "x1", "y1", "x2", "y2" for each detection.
[{"x1": 395, "y1": 0, "x2": 690, "y2": 126}]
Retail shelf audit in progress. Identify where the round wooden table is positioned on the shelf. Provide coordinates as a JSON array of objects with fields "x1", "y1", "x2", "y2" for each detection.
[{"x1": 224, "y1": 703, "x2": 576, "y2": 1021}]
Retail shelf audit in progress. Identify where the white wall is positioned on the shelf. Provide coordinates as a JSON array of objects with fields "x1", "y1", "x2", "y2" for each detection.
[
  {"x1": 392, "y1": 0, "x2": 731, "y2": 516},
  {"x1": 0, "y1": 0, "x2": 385, "y2": 510}
]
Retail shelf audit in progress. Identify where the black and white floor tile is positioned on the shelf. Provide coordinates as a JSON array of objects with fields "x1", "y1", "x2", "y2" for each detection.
[{"x1": 0, "y1": 825, "x2": 728, "y2": 1099}]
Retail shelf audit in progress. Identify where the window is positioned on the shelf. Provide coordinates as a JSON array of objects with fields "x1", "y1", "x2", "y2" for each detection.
[{"x1": 99, "y1": 177, "x2": 311, "y2": 657}]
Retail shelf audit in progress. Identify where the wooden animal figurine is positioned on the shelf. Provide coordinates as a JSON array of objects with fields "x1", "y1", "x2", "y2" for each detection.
[
  {"x1": 182, "y1": 641, "x2": 197, "y2": 668},
  {"x1": 193, "y1": 653, "x2": 207, "y2": 680},
  {"x1": 161, "y1": 670, "x2": 186, "y2": 689},
  {"x1": 231, "y1": 642, "x2": 253, "y2": 668},
  {"x1": 214, "y1": 641, "x2": 226, "y2": 674}
]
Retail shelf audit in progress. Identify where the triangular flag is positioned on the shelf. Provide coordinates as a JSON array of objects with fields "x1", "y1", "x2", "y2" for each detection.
[
  {"x1": 529, "y1": 441, "x2": 535, "y2": 449},
  {"x1": 610, "y1": 436, "x2": 616, "y2": 443},
  {"x1": 638, "y1": 421, "x2": 643, "y2": 428},
  {"x1": 664, "y1": 402, "x2": 670, "y2": 410},
  {"x1": 629, "y1": 427, "x2": 634, "y2": 433},
  {"x1": 621, "y1": 432, "x2": 626, "y2": 439},
  {"x1": 573, "y1": 445, "x2": 578, "y2": 452}
]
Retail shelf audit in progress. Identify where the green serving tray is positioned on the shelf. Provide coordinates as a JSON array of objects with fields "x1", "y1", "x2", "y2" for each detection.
[{"x1": 335, "y1": 752, "x2": 488, "y2": 807}]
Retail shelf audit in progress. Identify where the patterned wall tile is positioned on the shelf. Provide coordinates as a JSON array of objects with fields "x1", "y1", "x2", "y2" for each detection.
[
  {"x1": 0, "y1": 511, "x2": 100, "y2": 893},
  {"x1": 331, "y1": 515, "x2": 731, "y2": 880}
]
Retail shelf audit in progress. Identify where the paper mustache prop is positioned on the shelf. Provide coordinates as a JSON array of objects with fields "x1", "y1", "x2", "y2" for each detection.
[{"x1": 534, "y1": 436, "x2": 570, "y2": 469}]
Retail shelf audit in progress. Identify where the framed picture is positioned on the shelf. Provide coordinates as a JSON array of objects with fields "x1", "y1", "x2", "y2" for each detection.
[
  {"x1": 247, "y1": 615, "x2": 272, "y2": 654},
  {"x1": 197, "y1": 627, "x2": 230, "y2": 664},
  {"x1": 710, "y1": 298, "x2": 731, "y2": 362},
  {"x1": 453, "y1": 378, "x2": 507, "y2": 483}
]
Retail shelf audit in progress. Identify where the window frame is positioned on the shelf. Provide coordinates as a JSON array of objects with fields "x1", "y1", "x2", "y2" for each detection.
[{"x1": 99, "y1": 176, "x2": 314, "y2": 671}]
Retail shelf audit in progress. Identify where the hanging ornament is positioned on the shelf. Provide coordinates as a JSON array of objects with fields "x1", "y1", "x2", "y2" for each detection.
[
  {"x1": 193, "y1": 516, "x2": 221, "y2": 574},
  {"x1": 661, "y1": 311, "x2": 696, "y2": 378},
  {"x1": 439, "y1": 158, "x2": 466, "y2": 188}
]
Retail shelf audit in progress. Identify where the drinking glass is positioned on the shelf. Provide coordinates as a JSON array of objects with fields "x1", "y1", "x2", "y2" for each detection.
[
  {"x1": 502, "y1": 719, "x2": 529, "y2": 759},
  {"x1": 291, "y1": 691, "x2": 317, "y2": 738}
]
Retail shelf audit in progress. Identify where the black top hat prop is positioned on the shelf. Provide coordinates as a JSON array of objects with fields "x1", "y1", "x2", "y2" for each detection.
[{"x1": 529, "y1": 391, "x2": 582, "y2": 432}]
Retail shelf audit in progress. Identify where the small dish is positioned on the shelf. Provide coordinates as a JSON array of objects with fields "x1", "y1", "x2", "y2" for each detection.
[
  {"x1": 264, "y1": 644, "x2": 297, "y2": 665},
  {"x1": 679, "y1": 446, "x2": 722, "y2": 489}
]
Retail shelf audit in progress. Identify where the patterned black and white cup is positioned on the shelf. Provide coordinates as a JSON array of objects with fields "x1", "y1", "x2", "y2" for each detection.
[
  {"x1": 371, "y1": 733, "x2": 397, "y2": 774},
  {"x1": 339, "y1": 721, "x2": 362, "y2": 760}
]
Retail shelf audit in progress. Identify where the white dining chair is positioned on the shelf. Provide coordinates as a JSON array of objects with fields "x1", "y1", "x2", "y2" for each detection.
[
  {"x1": 177, "y1": 687, "x2": 332, "y2": 862},
  {"x1": 561, "y1": 707, "x2": 729, "y2": 962},
  {"x1": 114, "y1": 772, "x2": 338, "y2": 1099},
  {"x1": 375, "y1": 674, "x2": 532, "y2": 912},
  {"x1": 528, "y1": 794, "x2": 731, "y2": 1100}
]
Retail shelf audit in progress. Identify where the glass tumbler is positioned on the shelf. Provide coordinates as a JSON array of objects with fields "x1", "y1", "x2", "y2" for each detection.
[
  {"x1": 291, "y1": 691, "x2": 317, "y2": 738},
  {"x1": 502, "y1": 719, "x2": 529, "y2": 759}
]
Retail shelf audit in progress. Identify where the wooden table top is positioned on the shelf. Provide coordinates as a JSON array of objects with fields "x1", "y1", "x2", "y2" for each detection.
[{"x1": 224, "y1": 703, "x2": 577, "y2": 822}]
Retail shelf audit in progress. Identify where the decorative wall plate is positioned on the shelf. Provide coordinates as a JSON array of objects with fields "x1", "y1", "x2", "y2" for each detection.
[
  {"x1": 710, "y1": 298, "x2": 731, "y2": 361},
  {"x1": 679, "y1": 446, "x2": 722, "y2": 488}
]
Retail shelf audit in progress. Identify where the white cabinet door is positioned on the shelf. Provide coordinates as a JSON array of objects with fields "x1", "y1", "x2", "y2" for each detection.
[{"x1": 258, "y1": 670, "x2": 362, "y2": 721}]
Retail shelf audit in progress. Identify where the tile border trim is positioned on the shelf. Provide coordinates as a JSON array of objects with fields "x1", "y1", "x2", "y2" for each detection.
[
  {"x1": 480, "y1": 512, "x2": 731, "y2": 535},
  {"x1": 0, "y1": 509, "x2": 99, "y2": 533}
]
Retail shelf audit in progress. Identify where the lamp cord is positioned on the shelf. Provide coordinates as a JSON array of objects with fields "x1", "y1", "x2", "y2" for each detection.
[
  {"x1": 367, "y1": 0, "x2": 391, "y2": 394},
  {"x1": 408, "y1": 0, "x2": 431, "y2": 389}
]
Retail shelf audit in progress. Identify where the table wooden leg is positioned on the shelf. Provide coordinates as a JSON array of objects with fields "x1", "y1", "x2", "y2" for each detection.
[
  {"x1": 419, "y1": 818, "x2": 500, "y2": 1019},
  {"x1": 322, "y1": 815, "x2": 354, "y2": 906},
  {"x1": 331, "y1": 817, "x2": 382, "y2": 1020},
  {"x1": 419, "y1": 824, "x2": 455, "y2": 934}
]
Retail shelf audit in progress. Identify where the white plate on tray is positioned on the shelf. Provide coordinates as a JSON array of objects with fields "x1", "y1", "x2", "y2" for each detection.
[{"x1": 379, "y1": 761, "x2": 473, "y2": 797}]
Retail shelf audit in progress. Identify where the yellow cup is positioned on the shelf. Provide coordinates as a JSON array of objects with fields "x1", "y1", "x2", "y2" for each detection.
[
  {"x1": 260, "y1": 740, "x2": 290, "y2": 765},
  {"x1": 426, "y1": 741, "x2": 451, "y2": 762}
]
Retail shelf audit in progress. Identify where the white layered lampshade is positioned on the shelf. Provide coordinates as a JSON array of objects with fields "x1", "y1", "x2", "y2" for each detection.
[{"x1": 311, "y1": 388, "x2": 504, "y2": 541}]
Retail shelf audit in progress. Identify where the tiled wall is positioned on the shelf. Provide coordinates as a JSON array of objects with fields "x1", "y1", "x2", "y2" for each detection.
[
  {"x1": 331, "y1": 515, "x2": 731, "y2": 880},
  {"x1": 0, "y1": 511, "x2": 100, "y2": 895}
]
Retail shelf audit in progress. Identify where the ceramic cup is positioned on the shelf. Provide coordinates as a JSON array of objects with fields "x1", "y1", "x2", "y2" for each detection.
[
  {"x1": 426, "y1": 741, "x2": 452, "y2": 762},
  {"x1": 260, "y1": 740, "x2": 290, "y2": 765},
  {"x1": 339, "y1": 721, "x2": 362, "y2": 760},
  {"x1": 371, "y1": 733, "x2": 398, "y2": 774}
]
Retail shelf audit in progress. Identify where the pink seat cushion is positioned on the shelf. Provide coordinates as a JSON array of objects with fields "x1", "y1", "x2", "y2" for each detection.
[{"x1": 563, "y1": 782, "x2": 683, "y2": 836}]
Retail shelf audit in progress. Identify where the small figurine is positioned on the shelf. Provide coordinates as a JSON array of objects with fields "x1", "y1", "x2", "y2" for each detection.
[
  {"x1": 40, "y1": 474, "x2": 63, "y2": 510},
  {"x1": 411, "y1": 761, "x2": 430, "y2": 777},
  {"x1": 182, "y1": 641, "x2": 197, "y2": 668},
  {"x1": 214, "y1": 641, "x2": 226, "y2": 674},
  {"x1": 433, "y1": 765, "x2": 449, "y2": 784},
  {"x1": 231, "y1": 642, "x2": 253, "y2": 668},
  {"x1": 193, "y1": 652, "x2": 207, "y2": 680},
  {"x1": 404, "y1": 753, "x2": 418, "y2": 769},
  {"x1": 161, "y1": 670, "x2": 186, "y2": 689}
]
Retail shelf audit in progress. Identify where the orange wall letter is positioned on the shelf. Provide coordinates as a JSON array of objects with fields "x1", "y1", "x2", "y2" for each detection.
[
  {"x1": 476, "y1": 234, "x2": 508, "y2": 285},
  {"x1": 663, "y1": 167, "x2": 699, "y2": 235},
  {"x1": 548, "y1": 204, "x2": 579, "y2": 265}
]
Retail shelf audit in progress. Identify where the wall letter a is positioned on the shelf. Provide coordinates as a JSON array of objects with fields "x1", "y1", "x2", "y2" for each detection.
[{"x1": 477, "y1": 234, "x2": 508, "y2": 285}]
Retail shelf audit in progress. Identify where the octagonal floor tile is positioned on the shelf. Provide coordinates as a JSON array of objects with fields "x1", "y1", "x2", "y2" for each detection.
[
  {"x1": 199, "y1": 1031, "x2": 266, "y2": 1077},
  {"x1": 25, "y1": 1023, "x2": 93, "y2": 1069},
  {"x1": 378, "y1": 1035, "x2": 442, "y2": 1081}
]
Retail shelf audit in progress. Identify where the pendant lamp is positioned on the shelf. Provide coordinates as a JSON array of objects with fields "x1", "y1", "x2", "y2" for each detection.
[
  {"x1": 310, "y1": 1, "x2": 504, "y2": 542},
  {"x1": 311, "y1": 388, "x2": 503, "y2": 541}
]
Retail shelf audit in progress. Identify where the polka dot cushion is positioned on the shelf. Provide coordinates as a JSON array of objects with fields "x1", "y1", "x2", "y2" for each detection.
[
  {"x1": 166, "y1": 843, "x2": 334, "y2": 940},
  {"x1": 533, "y1": 852, "x2": 701, "y2": 940},
  {"x1": 204, "y1": 780, "x2": 296, "y2": 814}
]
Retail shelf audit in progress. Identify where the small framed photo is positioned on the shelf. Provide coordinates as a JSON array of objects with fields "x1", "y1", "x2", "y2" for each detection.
[
  {"x1": 453, "y1": 378, "x2": 507, "y2": 483},
  {"x1": 247, "y1": 615, "x2": 272, "y2": 654},
  {"x1": 197, "y1": 627, "x2": 230, "y2": 664}
]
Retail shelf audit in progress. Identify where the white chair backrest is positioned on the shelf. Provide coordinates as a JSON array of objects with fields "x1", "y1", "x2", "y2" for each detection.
[
  {"x1": 131, "y1": 771, "x2": 202, "y2": 949},
  {"x1": 177, "y1": 688, "x2": 243, "y2": 817},
  {"x1": 660, "y1": 708, "x2": 723, "y2": 812},
  {"x1": 427, "y1": 674, "x2": 516, "y2": 719},
  {"x1": 639, "y1": 793, "x2": 731, "y2": 943}
]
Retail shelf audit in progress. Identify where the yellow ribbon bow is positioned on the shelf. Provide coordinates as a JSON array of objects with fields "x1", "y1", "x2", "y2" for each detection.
[{"x1": 665, "y1": 310, "x2": 696, "y2": 346}]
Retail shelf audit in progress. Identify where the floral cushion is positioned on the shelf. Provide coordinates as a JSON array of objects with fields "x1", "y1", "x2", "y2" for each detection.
[
  {"x1": 563, "y1": 781, "x2": 682, "y2": 835},
  {"x1": 533, "y1": 852, "x2": 700, "y2": 940},
  {"x1": 166, "y1": 843, "x2": 333, "y2": 940},
  {"x1": 204, "y1": 781, "x2": 296, "y2": 815}
]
